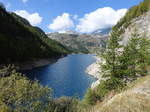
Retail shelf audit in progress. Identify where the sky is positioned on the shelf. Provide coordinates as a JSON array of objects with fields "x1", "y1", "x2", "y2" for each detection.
[{"x1": 0, "y1": 0, "x2": 143, "y2": 33}]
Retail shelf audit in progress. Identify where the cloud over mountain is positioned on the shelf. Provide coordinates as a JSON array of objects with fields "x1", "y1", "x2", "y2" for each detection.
[
  {"x1": 48, "y1": 13, "x2": 74, "y2": 32},
  {"x1": 76, "y1": 7, "x2": 127, "y2": 33},
  {"x1": 14, "y1": 10, "x2": 42, "y2": 26}
]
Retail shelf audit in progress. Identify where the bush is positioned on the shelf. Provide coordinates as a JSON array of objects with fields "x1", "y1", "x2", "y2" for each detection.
[
  {"x1": 83, "y1": 88, "x2": 98, "y2": 105},
  {"x1": 83, "y1": 78, "x2": 126, "y2": 106},
  {"x1": 54, "y1": 96, "x2": 80, "y2": 112},
  {"x1": 0, "y1": 71, "x2": 53, "y2": 112}
]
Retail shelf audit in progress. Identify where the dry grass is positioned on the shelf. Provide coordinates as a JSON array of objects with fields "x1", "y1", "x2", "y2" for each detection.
[
  {"x1": 88, "y1": 75, "x2": 150, "y2": 112},
  {"x1": 100, "y1": 94, "x2": 150, "y2": 112}
]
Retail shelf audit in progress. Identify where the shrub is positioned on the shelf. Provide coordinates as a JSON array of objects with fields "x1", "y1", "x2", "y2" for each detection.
[
  {"x1": 83, "y1": 88, "x2": 99, "y2": 105},
  {"x1": 0, "y1": 71, "x2": 53, "y2": 112}
]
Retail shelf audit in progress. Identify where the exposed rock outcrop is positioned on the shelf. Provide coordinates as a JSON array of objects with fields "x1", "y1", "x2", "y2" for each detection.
[
  {"x1": 86, "y1": 56, "x2": 105, "y2": 89},
  {"x1": 121, "y1": 11, "x2": 150, "y2": 45}
]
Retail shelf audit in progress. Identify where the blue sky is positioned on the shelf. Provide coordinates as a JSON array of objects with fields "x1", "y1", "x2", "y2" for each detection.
[{"x1": 0, "y1": 0, "x2": 143, "y2": 33}]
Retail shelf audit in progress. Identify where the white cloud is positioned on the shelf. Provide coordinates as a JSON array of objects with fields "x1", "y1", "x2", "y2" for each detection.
[
  {"x1": 22, "y1": 0, "x2": 28, "y2": 3},
  {"x1": 14, "y1": 10, "x2": 42, "y2": 26},
  {"x1": 48, "y1": 13, "x2": 74, "y2": 32},
  {"x1": 73, "y1": 15, "x2": 78, "y2": 20},
  {"x1": 76, "y1": 7, "x2": 127, "y2": 33}
]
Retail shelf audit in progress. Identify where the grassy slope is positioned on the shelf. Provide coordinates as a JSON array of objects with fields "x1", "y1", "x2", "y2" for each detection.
[{"x1": 87, "y1": 75, "x2": 150, "y2": 112}]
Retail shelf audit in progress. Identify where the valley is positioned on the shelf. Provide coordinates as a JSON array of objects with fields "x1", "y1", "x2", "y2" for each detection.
[{"x1": 0, "y1": 0, "x2": 150, "y2": 112}]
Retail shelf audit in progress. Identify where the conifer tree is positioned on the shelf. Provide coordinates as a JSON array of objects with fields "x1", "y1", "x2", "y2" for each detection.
[{"x1": 101, "y1": 31, "x2": 123, "y2": 79}]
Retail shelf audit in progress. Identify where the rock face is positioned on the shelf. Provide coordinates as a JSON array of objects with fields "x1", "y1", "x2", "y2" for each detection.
[
  {"x1": 121, "y1": 11, "x2": 150, "y2": 45},
  {"x1": 86, "y1": 56, "x2": 105, "y2": 89}
]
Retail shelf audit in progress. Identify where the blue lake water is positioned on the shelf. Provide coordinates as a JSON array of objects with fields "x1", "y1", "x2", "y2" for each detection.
[{"x1": 23, "y1": 54, "x2": 96, "y2": 99}]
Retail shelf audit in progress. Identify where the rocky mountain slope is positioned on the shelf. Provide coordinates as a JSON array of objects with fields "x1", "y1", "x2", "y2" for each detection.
[
  {"x1": 47, "y1": 32, "x2": 108, "y2": 53},
  {"x1": 112, "y1": 0, "x2": 150, "y2": 45},
  {"x1": 121, "y1": 11, "x2": 150, "y2": 45}
]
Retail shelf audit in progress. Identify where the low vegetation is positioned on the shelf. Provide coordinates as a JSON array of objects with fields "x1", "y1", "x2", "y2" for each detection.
[{"x1": 91, "y1": 75, "x2": 150, "y2": 112}]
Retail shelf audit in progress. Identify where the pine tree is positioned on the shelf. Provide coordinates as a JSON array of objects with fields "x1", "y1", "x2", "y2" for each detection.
[{"x1": 101, "y1": 31, "x2": 123, "y2": 79}]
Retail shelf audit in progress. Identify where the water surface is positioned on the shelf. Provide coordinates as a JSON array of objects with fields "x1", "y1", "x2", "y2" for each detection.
[{"x1": 24, "y1": 54, "x2": 96, "y2": 98}]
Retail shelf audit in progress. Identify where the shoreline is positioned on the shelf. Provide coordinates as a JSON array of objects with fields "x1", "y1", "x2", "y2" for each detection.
[
  {"x1": 86, "y1": 56, "x2": 103, "y2": 89},
  {"x1": 15, "y1": 55, "x2": 66, "y2": 71},
  {"x1": 16, "y1": 58, "x2": 58, "y2": 71}
]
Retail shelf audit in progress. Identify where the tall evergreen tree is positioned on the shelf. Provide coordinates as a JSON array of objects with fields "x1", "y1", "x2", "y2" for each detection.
[{"x1": 101, "y1": 31, "x2": 123, "y2": 79}]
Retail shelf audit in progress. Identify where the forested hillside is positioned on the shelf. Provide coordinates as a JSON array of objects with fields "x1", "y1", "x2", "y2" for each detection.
[{"x1": 0, "y1": 5, "x2": 69, "y2": 64}]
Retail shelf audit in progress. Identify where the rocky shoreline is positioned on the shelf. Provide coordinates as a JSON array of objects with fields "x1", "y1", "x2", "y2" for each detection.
[{"x1": 86, "y1": 56, "x2": 103, "y2": 89}]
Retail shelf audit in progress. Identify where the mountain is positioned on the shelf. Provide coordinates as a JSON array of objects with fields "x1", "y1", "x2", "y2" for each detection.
[
  {"x1": 0, "y1": 6, "x2": 69, "y2": 64},
  {"x1": 112, "y1": 0, "x2": 150, "y2": 45},
  {"x1": 65, "y1": 30, "x2": 79, "y2": 35},
  {"x1": 47, "y1": 32, "x2": 108, "y2": 53},
  {"x1": 120, "y1": 10, "x2": 150, "y2": 45}
]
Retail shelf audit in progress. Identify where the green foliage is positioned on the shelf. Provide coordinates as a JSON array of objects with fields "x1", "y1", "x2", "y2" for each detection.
[
  {"x1": 83, "y1": 79, "x2": 125, "y2": 105},
  {"x1": 113, "y1": 0, "x2": 150, "y2": 35},
  {"x1": 101, "y1": 32, "x2": 150, "y2": 82},
  {"x1": 0, "y1": 72, "x2": 52, "y2": 112},
  {"x1": 101, "y1": 31, "x2": 123, "y2": 79},
  {"x1": 83, "y1": 88, "x2": 98, "y2": 105},
  {"x1": 84, "y1": 31, "x2": 150, "y2": 106},
  {"x1": 0, "y1": 65, "x2": 16, "y2": 77},
  {"x1": 54, "y1": 96, "x2": 80, "y2": 112}
]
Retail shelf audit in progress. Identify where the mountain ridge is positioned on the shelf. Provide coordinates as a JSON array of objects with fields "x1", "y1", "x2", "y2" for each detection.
[{"x1": 47, "y1": 32, "x2": 109, "y2": 53}]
